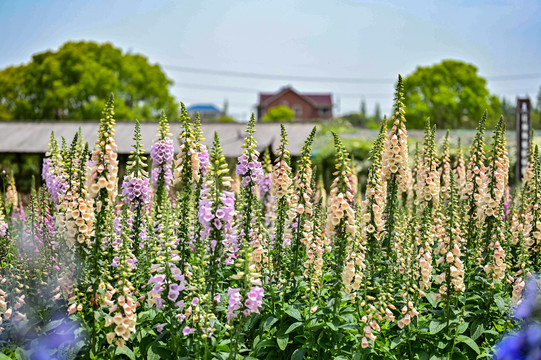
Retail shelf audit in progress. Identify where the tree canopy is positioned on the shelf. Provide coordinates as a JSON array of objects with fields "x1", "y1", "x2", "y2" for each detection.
[
  {"x1": 403, "y1": 60, "x2": 501, "y2": 129},
  {"x1": 0, "y1": 41, "x2": 178, "y2": 120},
  {"x1": 261, "y1": 105, "x2": 295, "y2": 122}
]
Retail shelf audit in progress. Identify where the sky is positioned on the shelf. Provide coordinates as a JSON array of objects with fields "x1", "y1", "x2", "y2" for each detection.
[{"x1": 0, "y1": 0, "x2": 540, "y2": 120}]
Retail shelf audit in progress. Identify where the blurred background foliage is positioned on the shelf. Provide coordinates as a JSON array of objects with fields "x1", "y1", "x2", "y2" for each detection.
[{"x1": 0, "y1": 41, "x2": 178, "y2": 121}]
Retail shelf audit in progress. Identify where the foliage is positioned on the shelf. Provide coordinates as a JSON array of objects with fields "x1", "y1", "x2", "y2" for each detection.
[
  {"x1": 214, "y1": 115, "x2": 237, "y2": 123},
  {"x1": 340, "y1": 101, "x2": 384, "y2": 129},
  {"x1": 0, "y1": 82, "x2": 537, "y2": 360},
  {"x1": 0, "y1": 41, "x2": 178, "y2": 121},
  {"x1": 261, "y1": 105, "x2": 295, "y2": 122},
  {"x1": 403, "y1": 59, "x2": 501, "y2": 129}
]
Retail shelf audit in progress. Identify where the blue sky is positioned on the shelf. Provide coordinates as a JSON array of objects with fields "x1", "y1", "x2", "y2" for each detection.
[{"x1": 1, "y1": 0, "x2": 540, "y2": 120}]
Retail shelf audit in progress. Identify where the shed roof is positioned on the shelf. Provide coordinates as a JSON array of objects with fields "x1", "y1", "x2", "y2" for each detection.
[{"x1": 0, "y1": 121, "x2": 317, "y2": 157}]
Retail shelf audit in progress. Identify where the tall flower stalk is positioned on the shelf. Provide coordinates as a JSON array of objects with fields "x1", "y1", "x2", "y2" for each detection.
[{"x1": 382, "y1": 75, "x2": 409, "y2": 253}]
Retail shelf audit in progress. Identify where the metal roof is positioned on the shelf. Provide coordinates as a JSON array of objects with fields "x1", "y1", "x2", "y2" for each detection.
[
  {"x1": 187, "y1": 104, "x2": 221, "y2": 112},
  {"x1": 0, "y1": 121, "x2": 318, "y2": 157}
]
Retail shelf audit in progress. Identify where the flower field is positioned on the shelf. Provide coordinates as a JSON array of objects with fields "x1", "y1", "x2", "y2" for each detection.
[{"x1": 0, "y1": 76, "x2": 536, "y2": 359}]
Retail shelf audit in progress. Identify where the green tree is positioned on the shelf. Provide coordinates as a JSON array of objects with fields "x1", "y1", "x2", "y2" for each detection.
[
  {"x1": 500, "y1": 97, "x2": 516, "y2": 130},
  {"x1": 360, "y1": 99, "x2": 367, "y2": 117},
  {"x1": 0, "y1": 41, "x2": 177, "y2": 120},
  {"x1": 537, "y1": 86, "x2": 541, "y2": 113},
  {"x1": 261, "y1": 105, "x2": 295, "y2": 122},
  {"x1": 374, "y1": 102, "x2": 381, "y2": 122},
  {"x1": 215, "y1": 115, "x2": 236, "y2": 123},
  {"x1": 403, "y1": 60, "x2": 501, "y2": 129}
]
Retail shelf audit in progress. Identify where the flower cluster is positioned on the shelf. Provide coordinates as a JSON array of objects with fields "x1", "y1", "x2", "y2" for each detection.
[
  {"x1": 5, "y1": 176, "x2": 18, "y2": 210},
  {"x1": 42, "y1": 158, "x2": 67, "y2": 204},
  {"x1": 481, "y1": 118, "x2": 509, "y2": 220},
  {"x1": 237, "y1": 153, "x2": 264, "y2": 188},
  {"x1": 414, "y1": 121, "x2": 440, "y2": 211},
  {"x1": 150, "y1": 139, "x2": 174, "y2": 189},
  {"x1": 87, "y1": 97, "x2": 119, "y2": 204},
  {"x1": 199, "y1": 186, "x2": 237, "y2": 262},
  {"x1": 383, "y1": 76, "x2": 410, "y2": 194},
  {"x1": 103, "y1": 283, "x2": 138, "y2": 349},
  {"x1": 226, "y1": 286, "x2": 264, "y2": 322},
  {"x1": 121, "y1": 175, "x2": 152, "y2": 212},
  {"x1": 236, "y1": 117, "x2": 263, "y2": 189},
  {"x1": 57, "y1": 193, "x2": 94, "y2": 248},
  {"x1": 173, "y1": 104, "x2": 201, "y2": 185}
]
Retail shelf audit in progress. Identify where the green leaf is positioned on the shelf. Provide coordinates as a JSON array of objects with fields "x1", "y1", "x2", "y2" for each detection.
[
  {"x1": 0, "y1": 354, "x2": 11, "y2": 360},
  {"x1": 147, "y1": 346, "x2": 161, "y2": 360},
  {"x1": 483, "y1": 329, "x2": 499, "y2": 336},
  {"x1": 391, "y1": 337, "x2": 404, "y2": 349},
  {"x1": 277, "y1": 334, "x2": 289, "y2": 351},
  {"x1": 292, "y1": 348, "x2": 306, "y2": 360},
  {"x1": 494, "y1": 295, "x2": 507, "y2": 313},
  {"x1": 43, "y1": 319, "x2": 65, "y2": 332},
  {"x1": 457, "y1": 322, "x2": 468, "y2": 334},
  {"x1": 470, "y1": 320, "x2": 484, "y2": 341},
  {"x1": 429, "y1": 320, "x2": 446, "y2": 334},
  {"x1": 14, "y1": 349, "x2": 26, "y2": 360},
  {"x1": 116, "y1": 346, "x2": 136, "y2": 360},
  {"x1": 426, "y1": 292, "x2": 439, "y2": 308},
  {"x1": 254, "y1": 339, "x2": 275, "y2": 350},
  {"x1": 263, "y1": 316, "x2": 279, "y2": 332},
  {"x1": 149, "y1": 345, "x2": 174, "y2": 359},
  {"x1": 457, "y1": 335, "x2": 480, "y2": 354},
  {"x1": 285, "y1": 322, "x2": 303, "y2": 334},
  {"x1": 286, "y1": 307, "x2": 302, "y2": 321},
  {"x1": 325, "y1": 321, "x2": 338, "y2": 331}
]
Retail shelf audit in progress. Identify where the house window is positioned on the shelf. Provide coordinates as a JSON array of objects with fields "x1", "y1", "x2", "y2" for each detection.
[
  {"x1": 320, "y1": 107, "x2": 329, "y2": 116},
  {"x1": 293, "y1": 105, "x2": 302, "y2": 118}
]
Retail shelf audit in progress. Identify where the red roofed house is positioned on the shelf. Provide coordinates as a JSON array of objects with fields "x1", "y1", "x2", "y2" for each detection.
[{"x1": 257, "y1": 86, "x2": 333, "y2": 122}]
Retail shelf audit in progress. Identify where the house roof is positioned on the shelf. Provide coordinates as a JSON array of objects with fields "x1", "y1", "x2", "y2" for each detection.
[
  {"x1": 259, "y1": 87, "x2": 332, "y2": 107},
  {"x1": 187, "y1": 104, "x2": 221, "y2": 112},
  {"x1": 0, "y1": 121, "x2": 317, "y2": 157}
]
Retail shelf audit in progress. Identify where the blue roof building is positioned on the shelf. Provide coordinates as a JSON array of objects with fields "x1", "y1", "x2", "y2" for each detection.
[
  {"x1": 187, "y1": 104, "x2": 223, "y2": 121},
  {"x1": 187, "y1": 104, "x2": 221, "y2": 113}
]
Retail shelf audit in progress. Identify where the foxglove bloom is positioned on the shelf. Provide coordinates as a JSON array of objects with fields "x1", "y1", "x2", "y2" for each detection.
[
  {"x1": 150, "y1": 139, "x2": 174, "y2": 189},
  {"x1": 244, "y1": 286, "x2": 264, "y2": 315},
  {"x1": 121, "y1": 175, "x2": 152, "y2": 212},
  {"x1": 42, "y1": 158, "x2": 67, "y2": 204},
  {"x1": 227, "y1": 288, "x2": 243, "y2": 322}
]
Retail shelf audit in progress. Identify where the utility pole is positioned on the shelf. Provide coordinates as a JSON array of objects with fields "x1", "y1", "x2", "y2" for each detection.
[{"x1": 516, "y1": 97, "x2": 531, "y2": 183}]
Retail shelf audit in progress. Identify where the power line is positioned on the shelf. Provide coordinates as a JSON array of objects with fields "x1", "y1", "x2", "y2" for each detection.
[
  {"x1": 173, "y1": 82, "x2": 258, "y2": 93},
  {"x1": 164, "y1": 65, "x2": 393, "y2": 84},
  {"x1": 172, "y1": 82, "x2": 392, "y2": 99},
  {"x1": 163, "y1": 64, "x2": 541, "y2": 84},
  {"x1": 175, "y1": 96, "x2": 255, "y2": 108},
  {"x1": 484, "y1": 74, "x2": 541, "y2": 81},
  {"x1": 173, "y1": 81, "x2": 539, "y2": 101}
]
